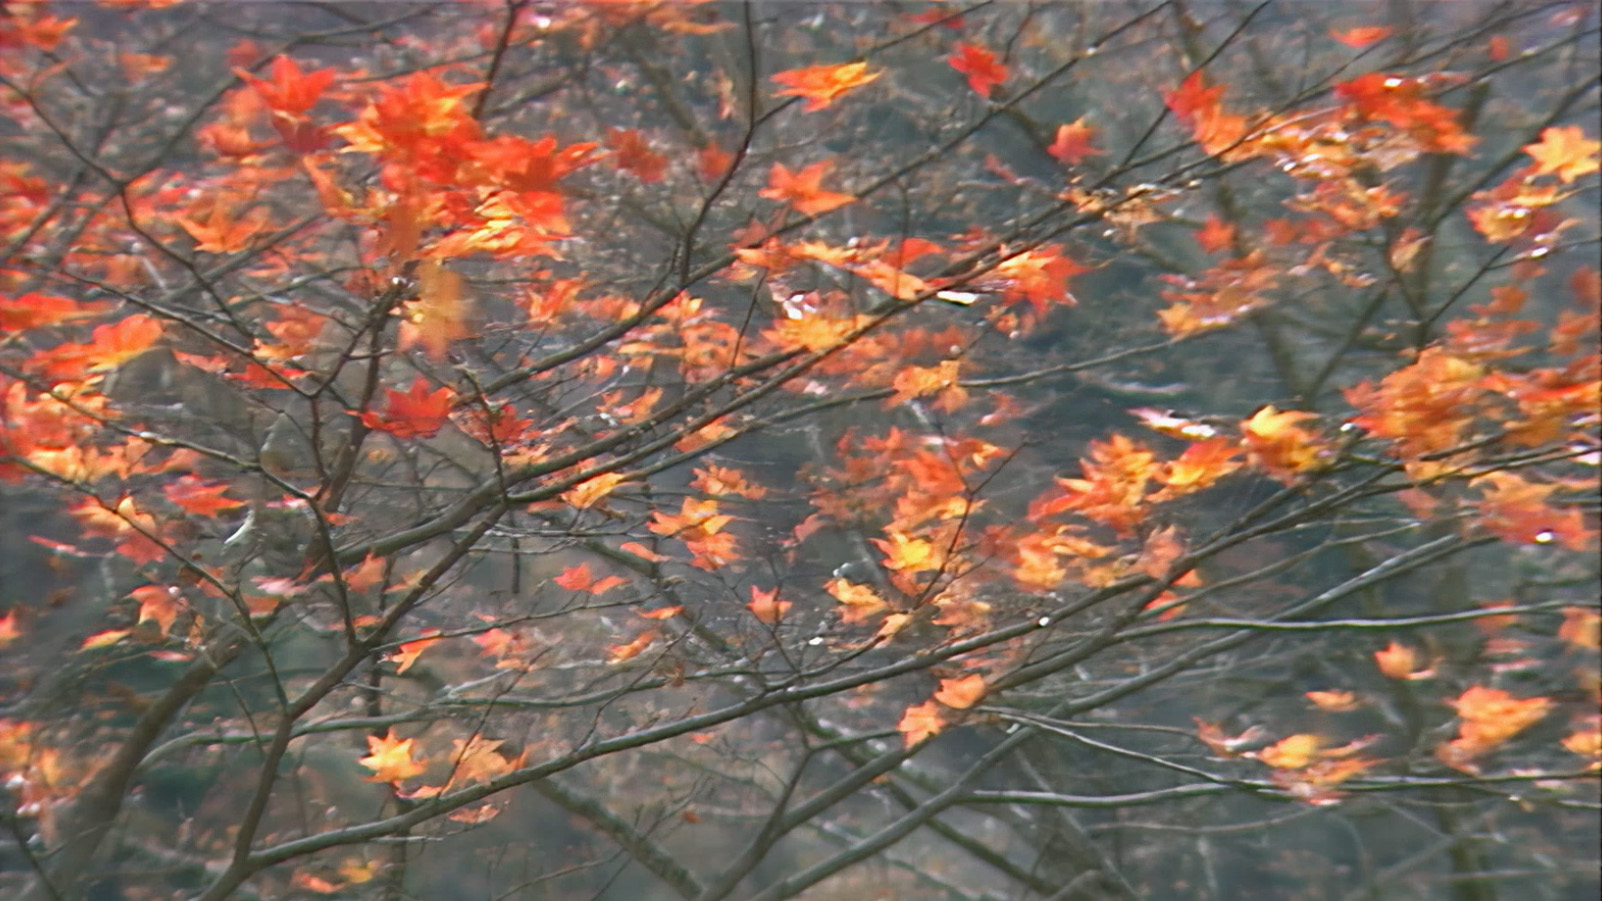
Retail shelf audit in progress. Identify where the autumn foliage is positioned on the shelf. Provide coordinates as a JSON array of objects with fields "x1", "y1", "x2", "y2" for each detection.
[{"x1": 0, "y1": 2, "x2": 1597, "y2": 899}]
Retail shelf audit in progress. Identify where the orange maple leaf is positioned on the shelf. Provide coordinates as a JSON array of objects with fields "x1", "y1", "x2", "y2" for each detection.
[
  {"x1": 1447, "y1": 685, "x2": 1551, "y2": 753},
  {"x1": 933, "y1": 673, "x2": 986, "y2": 710},
  {"x1": 132, "y1": 585, "x2": 185, "y2": 637},
  {"x1": 359, "y1": 730, "x2": 426, "y2": 783},
  {"x1": 746, "y1": 585, "x2": 791, "y2": 625},
  {"x1": 398, "y1": 260, "x2": 469, "y2": 363},
  {"x1": 361, "y1": 378, "x2": 454, "y2": 439},
  {"x1": 1154, "y1": 438, "x2": 1243, "y2": 499},
  {"x1": 80, "y1": 628, "x2": 132, "y2": 651},
  {"x1": 554, "y1": 562, "x2": 627, "y2": 595},
  {"x1": 1471, "y1": 472, "x2": 1593, "y2": 550},
  {"x1": 177, "y1": 202, "x2": 269, "y2": 254},
  {"x1": 1373, "y1": 641, "x2": 1433, "y2": 680},
  {"x1": 387, "y1": 630, "x2": 441, "y2": 674},
  {"x1": 34, "y1": 314, "x2": 164, "y2": 385},
  {"x1": 759, "y1": 161, "x2": 854, "y2": 217},
  {"x1": 1306, "y1": 690, "x2": 1362, "y2": 712},
  {"x1": 772, "y1": 61, "x2": 881, "y2": 112},
  {"x1": 649, "y1": 497, "x2": 734, "y2": 539},
  {"x1": 1522, "y1": 125, "x2": 1601, "y2": 184},
  {"x1": 1046, "y1": 117, "x2": 1103, "y2": 165},
  {"x1": 948, "y1": 42, "x2": 1006, "y2": 98},
  {"x1": 607, "y1": 630, "x2": 658, "y2": 664},
  {"x1": 446, "y1": 735, "x2": 518, "y2": 786},
  {"x1": 1558, "y1": 606, "x2": 1600, "y2": 650},
  {"x1": 563, "y1": 472, "x2": 628, "y2": 509},
  {"x1": 897, "y1": 700, "x2": 945, "y2": 747},
  {"x1": 1331, "y1": 26, "x2": 1392, "y2": 48},
  {"x1": 1240, "y1": 406, "x2": 1327, "y2": 481},
  {"x1": 825, "y1": 577, "x2": 888, "y2": 625}
]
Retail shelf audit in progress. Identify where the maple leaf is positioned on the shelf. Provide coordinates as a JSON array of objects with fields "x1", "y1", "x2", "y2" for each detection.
[
  {"x1": 607, "y1": 630, "x2": 657, "y2": 664},
  {"x1": 871, "y1": 529, "x2": 940, "y2": 574},
  {"x1": 948, "y1": 42, "x2": 1006, "y2": 98},
  {"x1": 1331, "y1": 26, "x2": 1392, "y2": 48},
  {"x1": 826, "y1": 577, "x2": 888, "y2": 625},
  {"x1": 1373, "y1": 641, "x2": 1433, "y2": 680},
  {"x1": 163, "y1": 476, "x2": 245, "y2": 518},
  {"x1": 1559, "y1": 606, "x2": 1600, "y2": 650},
  {"x1": 361, "y1": 378, "x2": 454, "y2": 439},
  {"x1": 131, "y1": 584, "x2": 183, "y2": 636},
  {"x1": 649, "y1": 497, "x2": 734, "y2": 539},
  {"x1": 887, "y1": 360, "x2": 967, "y2": 411},
  {"x1": 80, "y1": 629, "x2": 132, "y2": 651},
  {"x1": 1306, "y1": 690, "x2": 1361, "y2": 712},
  {"x1": 1333, "y1": 72, "x2": 1476, "y2": 154},
  {"x1": 563, "y1": 472, "x2": 627, "y2": 509},
  {"x1": 0, "y1": 610, "x2": 19, "y2": 649},
  {"x1": 1194, "y1": 213, "x2": 1236, "y2": 255},
  {"x1": 342, "y1": 553, "x2": 387, "y2": 594},
  {"x1": 897, "y1": 700, "x2": 945, "y2": 747},
  {"x1": 333, "y1": 70, "x2": 483, "y2": 156},
  {"x1": 360, "y1": 730, "x2": 426, "y2": 783},
  {"x1": 1154, "y1": 438, "x2": 1243, "y2": 499},
  {"x1": 0, "y1": 293, "x2": 106, "y2": 331},
  {"x1": 759, "y1": 161, "x2": 854, "y2": 216},
  {"x1": 771, "y1": 61, "x2": 881, "y2": 112},
  {"x1": 234, "y1": 55, "x2": 335, "y2": 116},
  {"x1": 1046, "y1": 118, "x2": 1103, "y2": 165},
  {"x1": 933, "y1": 673, "x2": 986, "y2": 710},
  {"x1": 398, "y1": 260, "x2": 469, "y2": 362},
  {"x1": 1256, "y1": 734, "x2": 1323, "y2": 770},
  {"x1": 177, "y1": 202, "x2": 269, "y2": 254},
  {"x1": 1240, "y1": 406, "x2": 1327, "y2": 481},
  {"x1": 446, "y1": 735, "x2": 518, "y2": 786},
  {"x1": 1447, "y1": 685, "x2": 1551, "y2": 752},
  {"x1": 993, "y1": 245, "x2": 1087, "y2": 313},
  {"x1": 691, "y1": 465, "x2": 767, "y2": 500},
  {"x1": 1471, "y1": 472, "x2": 1593, "y2": 550},
  {"x1": 1165, "y1": 72, "x2": 1248, "y2": 156},
  {"x1": 1564, "y1": 718, "x2": 1602, "y2": 770},
  {"x1": 746, "y1": 585, "x2": 791, "y2": 625},
  {"x1": 606, "y1": 128, "x2": 668, "y2": 183},
  {"x1": 387, "y1": 630, "x2": 441, "y2": 674},
  {"x1": 1522, "y1": 125, "x2": 1601, "y2": 184},
  {"x1": 554, "y1": 563, "x2": 627, "y2": 595},
  {"x1": 35, "y1": 314, "x2": 164, "y2": 384}
]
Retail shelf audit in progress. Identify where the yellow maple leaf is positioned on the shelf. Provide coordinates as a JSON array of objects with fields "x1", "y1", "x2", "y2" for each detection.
[
  {"x1": 1523, "y1": 125, "x2": 1600, "y2": 184},
  {"x1": 359, "y1": 730, "x2": 426, "y2": 783}
]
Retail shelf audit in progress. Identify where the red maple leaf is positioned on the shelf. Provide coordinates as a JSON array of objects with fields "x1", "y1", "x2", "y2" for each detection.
[
  {"x1": 0, "y1": 293, "x2": 106, "y2": 331},
  {"x1": 234, "y1": 55, "x2": 336, "y2": 116},
  {"x1": 1046, "y1": 117, "x2": 1103, "y2": 165},
  {"x1": 606, "y1": 128, "x2": 668, "y2": 183},
  {"x1": 361, "y1": 378, "x2": 455, "y2": 439},
  {"x1": 949, "y1": 43, "x2": 1007, "y2": 98}
]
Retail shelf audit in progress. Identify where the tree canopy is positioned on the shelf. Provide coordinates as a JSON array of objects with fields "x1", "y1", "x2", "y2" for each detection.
[{"x1": 0, "y1": 1, "x2": 1598, "y2": 899}]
